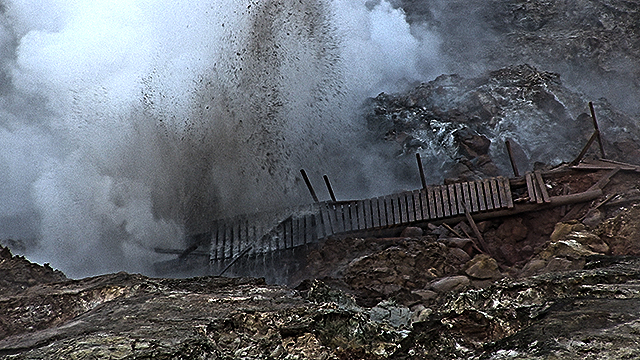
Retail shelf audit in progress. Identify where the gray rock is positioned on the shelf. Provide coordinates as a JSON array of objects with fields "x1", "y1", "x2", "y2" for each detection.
[
  {"x1": 401, "y1": 226, "x2": 424, "y2": 238},
  {"x1": 430, "y1": 276, "x2": 470, "y2": 293}
]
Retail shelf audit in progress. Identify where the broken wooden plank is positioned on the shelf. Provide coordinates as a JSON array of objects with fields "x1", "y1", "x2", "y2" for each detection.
[
  {"x1": 461, "y1": 199, "x2": 490, "y2": 254},
  {"x1": 525, "y1": 172, "x2": 536, "y2": 203},
  {"x1": 534, "y1": 171, "x2": 551, "y2": 203},
  {"x1": 570, "y1": 130, "x2": 599, "y2": 166}
]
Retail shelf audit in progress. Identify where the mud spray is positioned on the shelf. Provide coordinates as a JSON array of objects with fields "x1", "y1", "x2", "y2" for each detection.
[{"x1": 0, "y1": 0, "x2": 444, "y2": 277}]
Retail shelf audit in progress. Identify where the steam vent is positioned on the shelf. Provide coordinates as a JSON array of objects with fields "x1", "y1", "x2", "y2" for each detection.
[{"x1": 2, "y1": 0, "x2": 640, "y2": 358}]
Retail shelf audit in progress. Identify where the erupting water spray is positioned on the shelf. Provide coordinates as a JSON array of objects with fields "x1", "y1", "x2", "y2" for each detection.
[{"x1": 0, "y1": 0, "x2": 441, "y2": 277}]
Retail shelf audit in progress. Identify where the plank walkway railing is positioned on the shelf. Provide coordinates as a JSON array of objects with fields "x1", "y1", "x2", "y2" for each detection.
[{"x1": 208, "y1": 176, "x2": 514, "y2": 262}]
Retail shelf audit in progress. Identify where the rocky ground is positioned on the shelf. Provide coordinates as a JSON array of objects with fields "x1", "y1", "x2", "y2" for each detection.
[{"x1": 2, "y1": 162, "x2": 640, "y2": 359}]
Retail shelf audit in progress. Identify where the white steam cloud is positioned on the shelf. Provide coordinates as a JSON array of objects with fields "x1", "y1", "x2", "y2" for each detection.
[{"x1": 0, "y1": 0, "x2": 441, "y2": 277}]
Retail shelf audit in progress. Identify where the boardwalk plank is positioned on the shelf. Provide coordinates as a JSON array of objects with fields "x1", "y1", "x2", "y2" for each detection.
[
  {"x1": 490, "y1": 179, "x2": 501, "y2": 209},
  {"x1": 310, "y1": 214, "x2": 318, "y2": 243},
  {"x1": 357, "y1": 200, "x2": 366, "y2": 230},
  {"x1": 441, "y1": 185, "x2": 450, "y2": 217},
  {"x1": 446, "y1": 184, "x2": 456, "y2": 215},
  {"x1": 462, "y1": 182, "x2": 472, "y2": 213},
  {"x1": 535, "y1": 171, "x2": 551, "y2": 203},
  {"x1": 412, "y1": 190, "x2": 422, "y2": 221},
  {"x1": 503, "y1": 177, "x2": 514, "y2": 208},
  {"x1": 480, "y1": 180, "x2": 492, "y2": 210},
  {"x1": 341, "y1": 204, "x2": 351, "y2": 232},
  {"x1": 426, "y1": 188, "x2": 436, "y2": 219},
  {"x1": 212, "y1": 220, "x2": 221, "y2": 261},
  {"x1": 434, "y1": 186, "x2": 444, "y2": 218},
  {"x1": 362, "y1": 199, "x2": 371, "y2": 229},
  {"x1": 531, "y1": 173, "x2": 543, "y2": 204},
  {"x1": 455, "y1": 183, "x2": 464, "y2": 215},
  {"x1": 400, "y1": 193, "x2": 409, "y2": 223},
  {"x1": 372, "y1": 198, "x2": 382, "y2": 227},
  {"x1": 284, "y1": 216, "x2": 293, "y2": 249},
  {"x1": 223, "y1": 220, "x2": 232, "y2": 258},
  {"x1": 475, "y1": 181, "x2": 486, "y2": 211},
  {"x1": 525, "y1": 172, "x2": 536, "y2": 203},
  {"x1": 469, "y1": 181, "x2": 479, "y2": 212},
  {"x1": 390, "y1": 195, "x2": 400, "y2": 225},
  {"x1": 320, "y1": 203, "x2": 333, "y2": 237},
  {"x1": 292, "y1": 216, "x2": 300, "y2": 248},
  {"x1": 421, "y1": 189, "x2": 431, "y2": 220}
]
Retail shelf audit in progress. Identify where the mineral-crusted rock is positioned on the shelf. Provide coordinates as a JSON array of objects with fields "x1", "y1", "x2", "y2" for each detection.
[
  {"x1": 464, "y1": 254, "x2": 501, "y2": 279},
  {"x1": 597, "y1": 204, "x2": 640, "y2": 255}
]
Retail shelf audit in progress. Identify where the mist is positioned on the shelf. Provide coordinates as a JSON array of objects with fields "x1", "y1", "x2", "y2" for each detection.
[{"x1": 0, "y1": 0, "x2": 444, "y2": 277}]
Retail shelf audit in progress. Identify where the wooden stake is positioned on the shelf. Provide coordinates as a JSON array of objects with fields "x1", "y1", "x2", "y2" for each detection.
[
  {"x1": 323, "y1": 175, "x2": 337, "y2": 202},
  {"x1": 300, "y1": 169, "x2": 319, "y2": 203},
  {"x1": 505, "y1": 140, "x2": 520, "y2": 177},
  {"x1": 570, "y1": 131, "x2": 599, "y2": 166},
  {"x1": 416, "y1": 153, "x2": 427, "y2": 189},
  {"x1": 589, "y1": 102, "x2": 606, "y2": 158},
  {"x1": 460, "y1": 199, "x2": 490, "y2": 254}
]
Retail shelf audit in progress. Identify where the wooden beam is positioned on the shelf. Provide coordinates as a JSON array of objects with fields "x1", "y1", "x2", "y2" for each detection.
[{"x1": 589, "y1": 101, "x2": 606, "y2": 158}]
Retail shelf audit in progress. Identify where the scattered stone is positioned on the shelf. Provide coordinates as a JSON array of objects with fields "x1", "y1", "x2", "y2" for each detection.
[
  {"x1": 448, "y1": 247, "x2": 471, "y2": 264},
  {"x1": 519, "y1": 259, "x2": 547, "y2": 278},
  {"x1": 465, "y1": 254, "x2": 501, "y2": 280},
  {"x1": 411, "y1": 307, "x2": 433, "y2": 323},
  {"x1": 401, "y1": 226, "x2": 423, "y2": 238},
  {"x1": 441, "y1": 237, "x2": 474, "y2": 255},
  {"x1": 369, "y1": 300, "x2": 412, "y2": 328},
  {"x1": 411, "y1": 289, "x2": 438, "y2": 301},
  {"x1": 582, "y1": 209, "x2": 603, "y2": 228},
  {"x1": 550, "y1": 220, "x2": 586, "y2": 242},
  {"x1": 430, "y1": 275, "x2": 470, "y2": 293}
]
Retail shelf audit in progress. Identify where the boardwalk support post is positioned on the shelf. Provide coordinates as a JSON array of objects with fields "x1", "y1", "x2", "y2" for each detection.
[{"x1": 300, "y1": 169, "x2": 319, "y2": 203}]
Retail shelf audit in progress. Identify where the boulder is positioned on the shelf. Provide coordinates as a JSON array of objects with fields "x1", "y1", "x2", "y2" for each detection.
[
  {"x1": 496, "y1": 217, "x2": 528, "y2": 242},
  {"x1": 401, "y1": 226, "x2": 424, "y2": 238},
  {"x1": 465, "y1": 254, "x2": 501, "y2": 279}
]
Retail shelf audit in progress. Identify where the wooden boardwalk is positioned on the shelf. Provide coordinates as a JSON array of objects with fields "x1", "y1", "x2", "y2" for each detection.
[{"x1": 208, "y1": 176, "x2": 513, "y2": 262}]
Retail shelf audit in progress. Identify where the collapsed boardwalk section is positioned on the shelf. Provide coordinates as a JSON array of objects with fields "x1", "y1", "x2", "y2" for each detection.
[{"x1": 207, "y1": 176, "x2": 514, "y2": 275}]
